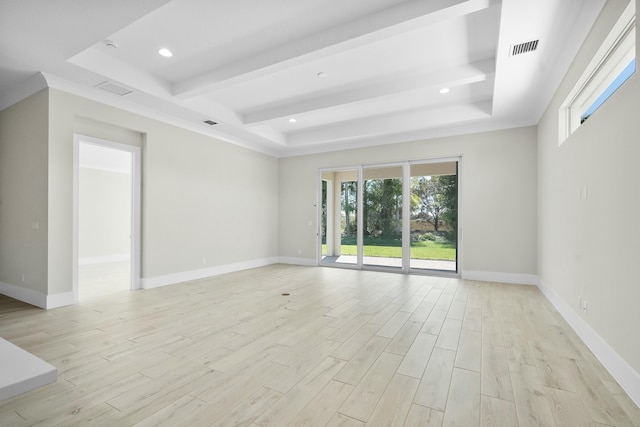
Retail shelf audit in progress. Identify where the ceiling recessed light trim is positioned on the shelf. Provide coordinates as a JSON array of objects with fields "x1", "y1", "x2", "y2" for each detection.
[
  {"x1": 158, "y1": 48, "x2": 173, "y2": 57},
  {"x1": 439, "y1": 88, "x2": 450, "y2": 94},
  {"x1": 317, "y1": 72, "x2": 327, "y2": 78},
  {"x1": 289, "y1": 118, "x2": 297, "y2": 123}
]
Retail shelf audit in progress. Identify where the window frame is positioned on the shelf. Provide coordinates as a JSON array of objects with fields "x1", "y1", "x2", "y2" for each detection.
[{"x1": 559, "y1": 1, "x2": 636, "y2": 146}]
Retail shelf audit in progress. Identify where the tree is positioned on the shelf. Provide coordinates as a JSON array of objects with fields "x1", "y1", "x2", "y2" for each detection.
[
  {"x1": 411, "y1": 175, "x2": 457, "y2": 232},
  {"x1": 364, "y1": 178, "x2": 402, "y2": 237},
  {"x1": 439, "y1": 174, "x2": 457, "y2": 237}
]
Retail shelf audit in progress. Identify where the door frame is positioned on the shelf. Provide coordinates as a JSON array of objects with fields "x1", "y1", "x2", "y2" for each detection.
[{"x1": 72, "y1": 134, "x2": 142, "y2": 301}]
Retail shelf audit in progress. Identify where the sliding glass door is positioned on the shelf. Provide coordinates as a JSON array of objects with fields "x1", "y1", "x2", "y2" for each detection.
[
  {"x1": 363, "y1": 166, "x2": 403, "y2": 269},
  {"x1": 409, "y1": 162, "x2": 457, "y2": 272},
  {"x1": 320, "y1": 159, "x2": 459, "y2": 274}
]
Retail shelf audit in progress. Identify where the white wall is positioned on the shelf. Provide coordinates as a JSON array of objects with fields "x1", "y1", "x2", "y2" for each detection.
[
  {"x1": 278, "y1": 126, "x2": 538, "y2": 279},
  {"x1": 0, "y1": 90, "x2": 49, "y2": 295},
  {"x1": 79, "y1": 167, "x2": 131, "y2": 261},
  {"x1": 537, "y1": 0, "x2": 640, "y2": 377},
  {"x1": 45, "y1": 89, "x2": 279, "y2": 294}
]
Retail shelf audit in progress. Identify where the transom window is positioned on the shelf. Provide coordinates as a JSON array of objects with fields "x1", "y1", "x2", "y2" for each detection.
[{"x1": 559, "y1": 1, "x2": 635, "y2": 145}]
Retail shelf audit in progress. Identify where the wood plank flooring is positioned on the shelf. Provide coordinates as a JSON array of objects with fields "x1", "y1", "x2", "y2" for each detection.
[{"x1": 1, "y1": 264, "x2": 639, "y2": 426}]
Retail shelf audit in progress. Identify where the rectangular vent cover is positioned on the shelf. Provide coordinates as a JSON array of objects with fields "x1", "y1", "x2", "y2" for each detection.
[
  {"x1": 95, "y1": 81, "x2": 132, "y2": 96},
  {"x1": 511, "y1": 40, "x2": 539, "y2": 56},
  {"x1": 203, "y1": 120, "x2": 218, "y2": 126}
]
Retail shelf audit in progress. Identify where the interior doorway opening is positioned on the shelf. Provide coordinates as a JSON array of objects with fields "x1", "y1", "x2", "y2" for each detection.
[{"x1": 73, "y1": 135, "x2": 141, "y2": 301}]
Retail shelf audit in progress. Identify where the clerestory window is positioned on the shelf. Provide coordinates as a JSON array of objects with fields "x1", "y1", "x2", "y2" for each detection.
[{"x1": 559, "y1": 1, "x2": 635, "y2": 145}]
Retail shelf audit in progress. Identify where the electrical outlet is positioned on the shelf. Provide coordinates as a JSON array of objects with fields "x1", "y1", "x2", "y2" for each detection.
[
  {"x1": 202, "y1": 257, "x2": 206, "y2": 264},
  {"x1": 582, "y1": 300, "x2": 588, "y2": 315}
]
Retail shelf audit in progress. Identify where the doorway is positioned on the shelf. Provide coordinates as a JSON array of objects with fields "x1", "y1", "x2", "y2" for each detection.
[
  {"x1": 321, "y1": 169, "x2": 359, "y2": 267},
  {"x1": 73, "y1": 135, "x2": 141, "y2": 301},
  {"x1": 319, "y1": 158, "x2": 459, "y2": 274}
]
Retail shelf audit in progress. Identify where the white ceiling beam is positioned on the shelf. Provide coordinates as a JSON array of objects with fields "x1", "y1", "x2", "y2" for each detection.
[
  {"x1": 242, "y1": 59, "x2": 495, "y2": 125},
  {"x1": 172, "y1": 0, "x2": 500, "y2": 99},
  {"x1": 287, "y1": 101, "x2": 492, "y2": 146}
]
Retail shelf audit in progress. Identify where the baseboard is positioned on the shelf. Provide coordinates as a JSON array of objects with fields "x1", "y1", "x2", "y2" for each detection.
[
  {"x1": 461, "y1": 270, "x2": 538, "y2": 285},
  {"x1": 141, "y1": 257, "x2": 280, "y2": 289},
  {"x1": 0, "y1": 281, "x2": 47, "y2": 308},
  {"x1": 0, "y1": 282, "x2": 77, "y2": 309},
  {"x1": 277, "y1": 257, "x2": 317, "y2": 266},
  {"x1": 79, "y1": 253, "x2": 129, "y2": 266},
  {"x1": 537, "y1": 279, "x2": 640, "y2": 407}
]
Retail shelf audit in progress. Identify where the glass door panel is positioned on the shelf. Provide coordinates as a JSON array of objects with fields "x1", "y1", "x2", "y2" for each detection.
[
  {"x1": 321, "y1": 169, "x2": 359, "y2": 265},
  {"x1": 363, "y1": 166, "x2": 403, "y2": 268},
  {"x1": 409, "y1": 162, "x2": 458, "y2": 272}
]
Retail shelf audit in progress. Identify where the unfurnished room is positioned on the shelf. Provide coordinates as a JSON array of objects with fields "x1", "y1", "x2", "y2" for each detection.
[{"x1": 0, "y1": 0, "x2": 639, "y2": 425}]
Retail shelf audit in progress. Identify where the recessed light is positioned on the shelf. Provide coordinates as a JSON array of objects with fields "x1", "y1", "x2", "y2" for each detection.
[
  {"x1": 439, "y1": 88, "x2": 450, "y2": 94},
  {"x1": 317, "y1": 72, "x2": 327, "y2": 78},
  {"x1": 289, "y1": 118, "x2": 297, "y2": 123},
  {"x1": 104, "y1": 40, "x2": 118, "y2": 49},
  {"x1": 158, "y1": 48, "x2": 173, "y2": 57}
]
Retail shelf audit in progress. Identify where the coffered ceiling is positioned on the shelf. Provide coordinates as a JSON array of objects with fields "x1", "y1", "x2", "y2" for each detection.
[{"x1": 0, "y1": 0, "x2": 605, "y2": 156}]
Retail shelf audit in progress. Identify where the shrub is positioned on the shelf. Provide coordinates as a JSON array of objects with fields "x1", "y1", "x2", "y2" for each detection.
[{"x1": 419, "y1": 232, "x2": 436, "y2": 241}]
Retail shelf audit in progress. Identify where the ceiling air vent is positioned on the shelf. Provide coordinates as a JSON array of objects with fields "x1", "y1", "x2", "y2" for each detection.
[
  {"x1": 95, "y1": 81, "x2": 132, "y2": 96},
  {"x1": 203, "y1": 120, "x2": 217, "y2": 126},
  {"x1": 511, "y1": 39, "x2": 539, "y2": 56}
]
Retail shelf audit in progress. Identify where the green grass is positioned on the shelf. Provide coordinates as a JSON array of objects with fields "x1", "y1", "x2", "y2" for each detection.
[{"x1": 322, "y1": 236, "x2": 456, "y2": 261}]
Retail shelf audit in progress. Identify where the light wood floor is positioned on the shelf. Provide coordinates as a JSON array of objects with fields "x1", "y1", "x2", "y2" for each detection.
[
  {"x1": 1, "y1": 264, "x2": 638, "y2": 426},
  {"x1": 78, "y1": 261, "x2": 131, "y2": 300}
]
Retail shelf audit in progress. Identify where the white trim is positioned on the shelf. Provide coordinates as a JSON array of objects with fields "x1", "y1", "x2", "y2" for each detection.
[
  {"x1": 41, "y1": 74, "x2": 282, "y2": 158},
  {"x1": 279, "y1": 257, "x2": 317, "y2": 266},
  {"x1": 141, "y1": 257, "x2": 280, "y2": 289},
  {"x1": 0, "y1": 283, "x2": 75, "y2": 310},
  {"x1": 78, "y1": 253, "x2": 130, "y2": 266},
  {"x1": 461, "y1": 270, "x2": 538, "y2": 285},
  {"x1": 0, "y1": 73, "x2": 48, "y2": 112},
  {"x1": 0, "y1": 281, "x2": 47, "y2": 308},
  {"x1": 46, "y1": 292, "x2": 76, "y2": 309},
  {"x1": 537, "y1": 280, "x2": 640, "y2": 407}
]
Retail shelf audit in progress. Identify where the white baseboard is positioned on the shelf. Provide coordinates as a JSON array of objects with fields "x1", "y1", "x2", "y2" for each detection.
[
  {"x1": 537, "y1": 279, "x2": 640, "y2": 407},
  {"x1": 0, "y1": 282, "x2": 77, "y2": 309},
  {"x1": 0, "y1": 281, "x2": 47, "y2": 308},
  {"x1": 461, "y1": 270, "x2": 538, "y2": 285},
  {"x1": 278, "y1": 257, "x2": 317, "y2": 266},
  {"x1": 79, "y1": 253, "x2": 130, "y2": 266},
  {"x1": 141, "y1": 257, "x2": 280, "y2": 289}
]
